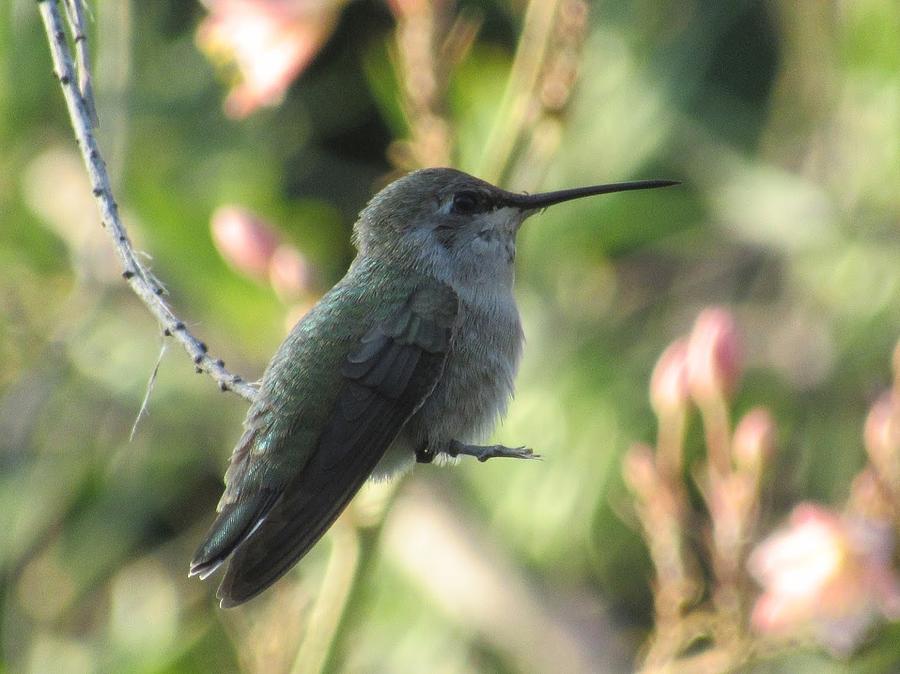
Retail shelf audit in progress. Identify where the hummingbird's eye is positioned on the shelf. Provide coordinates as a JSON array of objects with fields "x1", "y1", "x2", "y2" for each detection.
[{"x1": 450, "y1": 191, "x2": 482, "y2": 215}]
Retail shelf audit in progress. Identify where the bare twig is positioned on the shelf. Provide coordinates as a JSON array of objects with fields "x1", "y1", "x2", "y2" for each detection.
[
  {"x1": 389, "y1": 0, "x2": 455, "y2": 169},
  {"x1": 37, "y1": 0, "x2": 258, "y2": 403},
  {"x1": 505, "y1": 0, "x2": 589, "y2": 191},
  {"x1": 477, "y1": 0, "x2": 563, "y2": 184},
  {"x1": 62, "y1": 0, "x2": 98, "y2": 126}
]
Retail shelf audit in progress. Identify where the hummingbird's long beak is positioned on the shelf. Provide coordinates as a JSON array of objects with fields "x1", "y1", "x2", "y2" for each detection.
[{"x1": 503, "y1": 179, "x2": 679, "y2": 212}]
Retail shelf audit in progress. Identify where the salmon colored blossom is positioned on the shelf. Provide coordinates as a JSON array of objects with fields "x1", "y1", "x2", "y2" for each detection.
[
  {"x1": 649, "y1": 338, "x2": 690, "y2": 419},
  {"x1": 211, "y1": 206, "x2": 280, "y2": 279},
  {"x1": 732, "y1": 407, "x2": 775, "y2": 478},
  {"x1": 686, "y1": 307, "x2": 742, "y2": 404},
  {"x1": 197, "y1": 0, "x2": 347, "y2": 118},
  {"x1": 748, "y1": 503, "x2": 900, "y2": 656}
]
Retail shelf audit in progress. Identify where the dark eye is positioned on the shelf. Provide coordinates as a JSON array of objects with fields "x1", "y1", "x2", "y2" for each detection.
[{"x1": 451, "y1": 191, "x2": 481, "y2": 215}]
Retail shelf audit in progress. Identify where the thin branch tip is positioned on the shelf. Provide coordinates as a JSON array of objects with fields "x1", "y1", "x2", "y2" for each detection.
[{"x1": 38, "y1": 0, "x2": 259, "y2": 405}]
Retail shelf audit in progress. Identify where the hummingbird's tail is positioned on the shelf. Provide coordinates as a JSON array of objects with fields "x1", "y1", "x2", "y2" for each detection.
[{"x1": 189, "y1": 491, "x2": 279, "y2": 580}]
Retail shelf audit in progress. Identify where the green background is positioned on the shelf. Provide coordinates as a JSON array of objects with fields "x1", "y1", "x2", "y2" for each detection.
[{"x1": 2, "y1": 1, "x2": 899, "y2": 672}]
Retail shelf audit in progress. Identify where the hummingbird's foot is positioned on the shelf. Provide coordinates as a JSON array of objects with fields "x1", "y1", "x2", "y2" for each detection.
[{"x1": 447, "y1": 440, "x2": 540, "y2": 462}]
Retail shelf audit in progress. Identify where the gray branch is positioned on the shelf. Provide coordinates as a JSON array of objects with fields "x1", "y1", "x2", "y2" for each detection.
[
  {"x1": 37, "y1": 0, "x2": 258, "y2": 403},
  {"x1": 61, "y1": 0, "x2": 98, "y2": 126}
]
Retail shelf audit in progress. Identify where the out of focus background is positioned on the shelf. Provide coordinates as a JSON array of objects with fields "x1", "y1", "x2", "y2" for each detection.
[{"x1": 3, "y1": 1, "x2": 900, "y2": 672}]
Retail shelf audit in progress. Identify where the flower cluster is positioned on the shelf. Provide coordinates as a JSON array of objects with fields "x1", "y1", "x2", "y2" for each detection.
[
  {"x1": 749, "y1": 503, "x2": 900, "y2": 656},
  {"x1": 625, "y1": 308, "x2": 771, "y2": 669},
  {"x1": 747, "y1": 343, "x2": 900, "y2": 657},
  {"x1": 626, "y1": 309, "x2": 900, "y2": 669}
]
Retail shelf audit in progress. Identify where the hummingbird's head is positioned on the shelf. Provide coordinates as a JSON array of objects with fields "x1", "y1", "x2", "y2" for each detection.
[{"x1": 353, "y1": 167, "x2": 677, "y2": 284}]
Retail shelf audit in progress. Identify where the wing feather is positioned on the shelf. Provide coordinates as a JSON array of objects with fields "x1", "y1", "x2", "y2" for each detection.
[{"x1": 215, "y1": 280, "x2": 458, "y2": 607}]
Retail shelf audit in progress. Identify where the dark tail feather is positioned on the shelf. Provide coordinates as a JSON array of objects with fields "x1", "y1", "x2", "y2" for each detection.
[
  {"x1": 189, "y1": 491, "x2": 278, "y2": 580},
  {"x1": 215, "y1": 396, "x2": 394, "y2": 607},
  {"x1": 215, "y1": 466, "x2": 371, "y2": 608}
]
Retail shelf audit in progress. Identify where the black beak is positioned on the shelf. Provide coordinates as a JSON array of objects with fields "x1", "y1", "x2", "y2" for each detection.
[{"x1": 503, "y1": 179, "x2": 679, "y2": 211}]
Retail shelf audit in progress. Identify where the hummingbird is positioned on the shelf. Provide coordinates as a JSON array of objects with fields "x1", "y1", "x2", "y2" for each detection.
[{"x1": 190, "y1": 167, "x2": 677, "y2": 607}]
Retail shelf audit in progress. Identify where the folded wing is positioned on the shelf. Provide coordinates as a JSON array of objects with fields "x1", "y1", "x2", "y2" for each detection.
[{"x1": 207, "y1": 279, "x2": 458, "y2": 607}]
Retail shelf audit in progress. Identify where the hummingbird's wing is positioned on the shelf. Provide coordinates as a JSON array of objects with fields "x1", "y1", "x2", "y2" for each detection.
[{"x1": 195, "y1": 277, "x2": 459, "y2": 607}]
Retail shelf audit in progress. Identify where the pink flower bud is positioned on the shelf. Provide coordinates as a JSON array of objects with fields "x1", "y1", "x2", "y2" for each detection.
[
  {"x1": 732, "y1": 407, "x2": 776, "y2": 477},
  {"x1": 649, "y1": 338, "x2": 690, "y2": 418},
  {"x1": 863, "y1": 392, "x2": 900, "y2": 481},
  {"x1": 210, "y1": 206, "x2": 280, "y2": 280},
  {"x1": 686, "y1": 307, "x2": 742, "y2": 405}
]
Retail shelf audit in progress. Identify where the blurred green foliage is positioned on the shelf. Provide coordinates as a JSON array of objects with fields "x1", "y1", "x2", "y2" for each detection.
[{"x1": 2, "y1": 1, "x2": 900, "y2": 672}]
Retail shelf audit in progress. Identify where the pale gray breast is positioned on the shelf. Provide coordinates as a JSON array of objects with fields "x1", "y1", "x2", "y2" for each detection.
[{"x1": 413, "y1": 293, "x2": 523, "y2": 443}]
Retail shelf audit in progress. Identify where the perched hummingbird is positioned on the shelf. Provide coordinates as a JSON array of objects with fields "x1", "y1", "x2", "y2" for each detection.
[{"x1": 190, "y1": 168, "x2": 677, "y2": 607}]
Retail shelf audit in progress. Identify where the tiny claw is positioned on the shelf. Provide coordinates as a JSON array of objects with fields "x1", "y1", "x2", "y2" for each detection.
[
  {"x1": 481, "y1": 444, "x2": 537, "y2": 461},
  {"x1": 507, "y1": 445, "x2": 540, "y2": 461}
]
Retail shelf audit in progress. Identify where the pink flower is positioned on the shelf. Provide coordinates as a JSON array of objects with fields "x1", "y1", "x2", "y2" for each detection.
[
  {"x1": 748, "y1": 503, "x2": 900, "y2": 656},
  {"x1": 864, "y1": 392, "x2": 900, "y2": 480},
  {"x1": 732, "y1": 407, "x2": 775, "y2": 478},
  {"x1": 211, "y1": 206, "x2": 280, "y2": 279},
  {"x1": 197, "y1": 0, "x2": 346, "y2": 118},
  {"x1": 685, "y1": 307, "x2": 742, "y2": 405},
  {"x1": 650, "y1": 338, "x2": 690, "y2": 419},
  {"x1": 211, "y1": 206, "x2": 315, "y2": 299}
]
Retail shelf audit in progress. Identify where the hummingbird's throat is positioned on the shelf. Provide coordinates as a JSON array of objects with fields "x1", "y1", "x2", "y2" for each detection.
[{"x1": 483, "y1": 206, "x2": 527, "y2": 236}]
